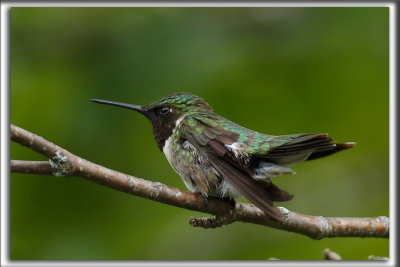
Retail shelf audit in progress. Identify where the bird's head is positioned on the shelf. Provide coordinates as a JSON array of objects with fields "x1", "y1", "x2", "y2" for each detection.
[{"x1": 91, "y1": 93, "x2": 213, "y2": 149}]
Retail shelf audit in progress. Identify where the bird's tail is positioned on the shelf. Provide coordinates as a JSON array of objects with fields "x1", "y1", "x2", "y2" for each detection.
[
  {"x1": 262, "y1": 133, "x2": 355, "y2": 166},
  {"x1": 307, "y1": 140, "x2": 356, "y2": 161}
]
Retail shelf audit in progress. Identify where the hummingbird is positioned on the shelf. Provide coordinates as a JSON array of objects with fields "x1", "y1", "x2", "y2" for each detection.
[{"x1": 91, "y1": 93, "x2": 355, "y2": 221}]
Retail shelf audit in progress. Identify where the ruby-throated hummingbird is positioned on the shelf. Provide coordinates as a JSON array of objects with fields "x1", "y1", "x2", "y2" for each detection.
[{"x1": 91, "y1": 93, "x2": 355, "y2": 221}]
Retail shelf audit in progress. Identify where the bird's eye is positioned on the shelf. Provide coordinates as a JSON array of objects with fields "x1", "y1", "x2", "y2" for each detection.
[{"x1": 159, "y1": 107, "x2": 170, "y2": 115}]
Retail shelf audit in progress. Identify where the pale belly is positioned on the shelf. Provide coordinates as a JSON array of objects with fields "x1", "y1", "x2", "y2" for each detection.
[{"x1": 162, "y1": 138, "x2": 240, "y2": 198}]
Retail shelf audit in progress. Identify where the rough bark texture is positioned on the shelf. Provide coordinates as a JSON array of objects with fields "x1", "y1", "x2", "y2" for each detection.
[{"x1": 10, "y1": 124, "x2": 389, "y2": 240}]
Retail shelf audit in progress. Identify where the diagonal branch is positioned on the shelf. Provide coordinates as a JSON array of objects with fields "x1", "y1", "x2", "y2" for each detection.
[{"x1": 10, "y1": 124, "x2": 389, "y2": 240}]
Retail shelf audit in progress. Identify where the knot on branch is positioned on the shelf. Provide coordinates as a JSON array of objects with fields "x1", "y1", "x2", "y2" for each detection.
[
  {"x1": 48, "y1": 151, "x2": 68, "y2": 176},
  {"x1": 277, "y1": 206, "x2": 291, "y2": 221}
]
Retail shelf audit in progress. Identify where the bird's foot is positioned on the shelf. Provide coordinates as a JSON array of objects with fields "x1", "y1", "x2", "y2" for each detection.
[{"x1": 188, "y1": 196, "x2": 236, "y2": 229}]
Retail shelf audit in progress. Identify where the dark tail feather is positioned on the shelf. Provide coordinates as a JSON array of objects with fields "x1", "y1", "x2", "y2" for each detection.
[
  {"x1": 307, "y1": 142, "x2": 356, "y2": 161},
  {"x1": 256, "y1": 180, "x2": 294, "y2": 202},
  {"x1": 264, "y1": 133, "x2": 356, "y2": 165}
]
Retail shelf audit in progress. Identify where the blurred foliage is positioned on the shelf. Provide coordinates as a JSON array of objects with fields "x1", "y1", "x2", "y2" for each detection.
[{"x1": 10, "y1": 7, "x2": 389, "y2": 260}]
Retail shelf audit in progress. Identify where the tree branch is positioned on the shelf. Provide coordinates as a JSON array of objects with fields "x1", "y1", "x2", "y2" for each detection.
[{"x1": 10, "y1": 124, "x2": 389, "y2": 240}]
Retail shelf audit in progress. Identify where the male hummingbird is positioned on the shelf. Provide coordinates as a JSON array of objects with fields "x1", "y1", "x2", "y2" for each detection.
[{"x1": 91, "y1": 93, "x2": 355, "y2": 221}]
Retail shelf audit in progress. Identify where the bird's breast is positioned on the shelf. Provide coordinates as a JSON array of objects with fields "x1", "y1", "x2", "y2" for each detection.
[{"x1": 162, "y1": 134, "x2": 176, "y2": 168}]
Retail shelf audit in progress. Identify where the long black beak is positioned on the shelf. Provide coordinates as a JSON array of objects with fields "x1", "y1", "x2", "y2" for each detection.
[{"x1": 90, "y1": 99, "x2": 148, "y2": 115}]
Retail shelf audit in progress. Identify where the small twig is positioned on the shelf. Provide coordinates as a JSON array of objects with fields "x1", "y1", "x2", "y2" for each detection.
[
  {"x1": 368, "y1": 255, "x2": 389, "y2": 260},
  {"x1": 11, "y1": 160, "x2": 54, "y2": 175},
  {"x1": 10, "y1": 124, "x2": 390, "y2": 239},
  {"x1": 323, "y1": 248, "x2": 342, "y2": 260},
  {"x1": 268, "y1": 248, "x2": 388, "y2": 260}
]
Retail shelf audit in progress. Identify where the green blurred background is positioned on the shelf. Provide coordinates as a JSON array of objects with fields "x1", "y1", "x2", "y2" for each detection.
[{"x1": 10, "y1": 7, "x2": 389, "y2": 260}]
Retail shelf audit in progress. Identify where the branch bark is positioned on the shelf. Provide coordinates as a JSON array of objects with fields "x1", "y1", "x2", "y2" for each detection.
[{"x1": 10, "y1": 124, "x2": 390, "y2": 240}]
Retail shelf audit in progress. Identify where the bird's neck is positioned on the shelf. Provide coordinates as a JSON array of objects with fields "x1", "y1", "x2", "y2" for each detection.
[{"x1": 153, "y1": 116, "x2": 185, "y2": 150}]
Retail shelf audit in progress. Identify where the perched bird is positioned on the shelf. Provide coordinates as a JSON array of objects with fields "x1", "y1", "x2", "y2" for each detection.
[{"x1": 91, "y1": 93, "x2": 355, "y2": 221}]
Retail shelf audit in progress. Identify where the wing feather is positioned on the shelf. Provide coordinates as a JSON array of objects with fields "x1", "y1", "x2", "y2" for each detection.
[
  {"x1": 178, "y1": 115, "x2": 353, "y2": 220},
  {"x1": 206, "y1": 151, "x2": 283, "y2": 221},
  {"x1": 182, "y1": 118, "x2": 283, "y2": 221}
]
